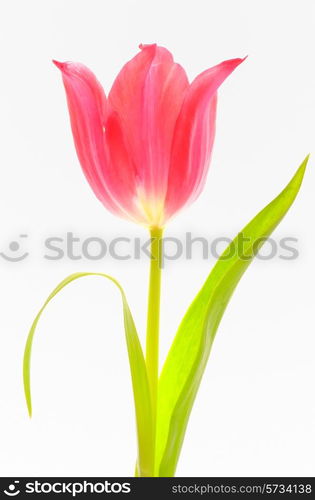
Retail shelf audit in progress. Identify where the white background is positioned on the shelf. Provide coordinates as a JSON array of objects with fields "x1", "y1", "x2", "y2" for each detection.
[{"x1": 0, "y1": 0, "x2": 314, "y2": 477}]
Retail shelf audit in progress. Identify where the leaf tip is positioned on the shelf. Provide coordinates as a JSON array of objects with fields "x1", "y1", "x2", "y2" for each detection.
[
  {"x1": 25, "y1": 392, "x2": 32, "y2": 418},
  {"x1": 300, "y1": 153, "x2": 310, "y2": 173},
  {"x1": 287, "y1": 154, "x2": 309, "y2": 195}
]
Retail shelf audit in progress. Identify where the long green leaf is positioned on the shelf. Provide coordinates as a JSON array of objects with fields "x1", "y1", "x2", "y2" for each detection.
[
  {"x1": 23, "y1": 272, "x2": 154, "y2": 477},
  {"x1": 157, "y1": 157, "x2": 308, "y2": 477}
]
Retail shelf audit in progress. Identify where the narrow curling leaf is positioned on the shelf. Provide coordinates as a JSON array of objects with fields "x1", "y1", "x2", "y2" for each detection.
[
  {"x1": 23, "y1": 272, "x2": 154, "y2": 477},
  {"x1": 156, "y1": 156, "x2": 309, "y2": 477}
]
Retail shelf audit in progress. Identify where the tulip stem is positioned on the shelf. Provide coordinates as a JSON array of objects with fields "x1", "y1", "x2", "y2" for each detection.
[{"x1": 146, "y1": 226, "x2": 163, "y2": 471}]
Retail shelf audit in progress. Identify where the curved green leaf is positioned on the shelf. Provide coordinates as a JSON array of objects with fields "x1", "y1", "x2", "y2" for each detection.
[
  {"x1": 157, "y1": 157, "x2": 308, "y2": 476},
  {"x1": 23, "y1": 272, "x2": 154, "y2": 477}
]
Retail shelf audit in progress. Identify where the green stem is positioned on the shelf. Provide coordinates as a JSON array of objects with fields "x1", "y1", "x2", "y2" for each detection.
[{"x1": 145, "y1": 226, "x2": 163, "y2": 473}]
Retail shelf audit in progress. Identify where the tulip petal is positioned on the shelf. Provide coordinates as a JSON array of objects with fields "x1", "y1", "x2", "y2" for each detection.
[
  {"x1": 165, "y1": 58, "x2": 245, "y2": 221},
  {"x1": 104, "y1": 109, "x2": 150, "y2": 224},
  {"x1": 54, "y1": 61, "x2": 139, "y2": 220},
  {"x1": 108, "y1": 44, "x2": 189, "y2": 220}
]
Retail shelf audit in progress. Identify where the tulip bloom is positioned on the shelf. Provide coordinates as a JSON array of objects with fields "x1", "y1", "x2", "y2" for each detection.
[{"x1": 53, "y1": 45, "x2": 243, "y2": 228}]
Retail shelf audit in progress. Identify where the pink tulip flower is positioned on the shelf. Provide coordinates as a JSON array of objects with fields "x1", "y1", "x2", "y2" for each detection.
[{"x1": 54, "y1": 44, "x2": 244, "y2": 228}]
